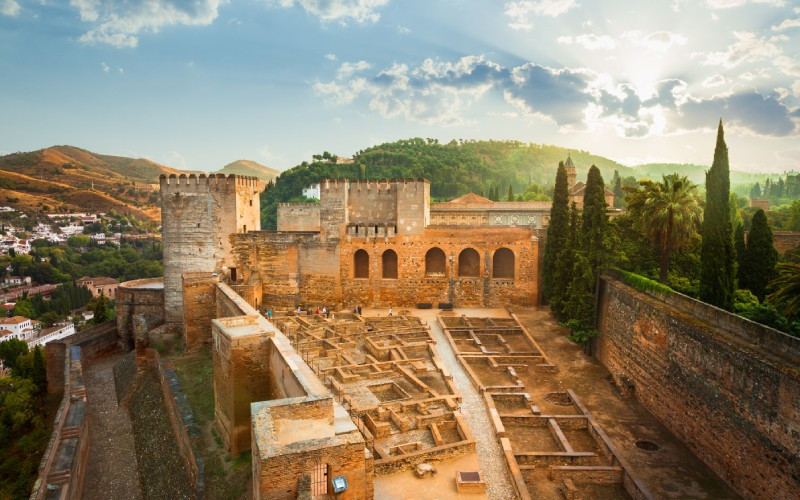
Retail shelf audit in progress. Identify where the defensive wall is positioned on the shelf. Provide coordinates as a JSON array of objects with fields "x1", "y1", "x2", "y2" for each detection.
[
  {"x1": 773, "y1": 231, "x2": 800, "y2": 254},
  {"x1": 32, "y1": 321, "x2": 120, "y2": 500},
  {"x1": 229, "y1": 225, "x2": 538, "y2": 310},
  {"x1": 115, "y1": 278, "x2": 165, "y2": 350},
  {"x1": 159, "y1": 173, "x2": 261, "y2": 329},
  {"x1": 595, "y1": 273, "x2": 800, "y2": 499}
]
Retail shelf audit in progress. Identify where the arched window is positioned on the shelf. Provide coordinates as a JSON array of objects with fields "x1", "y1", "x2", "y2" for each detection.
[
  {"x1": 425, "y1": 247, "x2": 446, "y2": 277},
  {"x1": 382, "y1": 249, "x2": 398, "y2": 279},
  {"x1": 493, "y1": 248, "x2": 515, "y2": 279},
  {"x1": 354, "y1": 249, "x2": 369, "y2": 278},
  {"x1": 458, "y1": 248, "x2": 480, "y2": 277}
]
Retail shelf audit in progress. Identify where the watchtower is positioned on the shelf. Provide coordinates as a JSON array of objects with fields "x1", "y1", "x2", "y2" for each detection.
[{"x1": 159, "y1": 174, "x2": 261, "y2": 330}]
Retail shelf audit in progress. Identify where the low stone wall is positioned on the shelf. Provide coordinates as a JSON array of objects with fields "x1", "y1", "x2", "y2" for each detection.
[
  {"x1": 116, "y1": 278, "x2": 165, "y2": 351},
  {"x1": 71, "y1": 321, "x2": 119, "y2": 361},
  {"x1": 596, "y1": 274, "x2": 800, "y2": 499},
  {"x1": 30, "y1": 346, "x2": 90, "y2": 500}
]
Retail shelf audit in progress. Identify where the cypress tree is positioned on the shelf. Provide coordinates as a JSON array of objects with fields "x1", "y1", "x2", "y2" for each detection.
[
  {"x1": 580, "y1": 165, "x2": 609, "y2": 273},
  {"x1": 542, "y1": 162, "x2": 569, "y2": 302},
  {"x1": 739, "y1": 209, "x2": 779, "y2": 300},
  {"x1": 33, "y1": 345, "x2": 47, "y2": 394},
  {"x1": 750, "y1": 182, "x2": 761, "y2": 200},
  {"x1": 93, "y1": 292, "x2": 109, "y2": 324},
  {"x1": 507, "y1": 185, "x2": 514, "y2": 201},
  {"x1": 564, "y1": 165, "x2": 609, "y2": 334},
  {"x1": 550, "y1": 202, "x2": 579, "y2": 320},
  {"x1": 613, "y1": 173, "x2": 624, "y2": 208},
  {"x1": 734, "y1": 224, "x2": 746, "y2": 285},
  {"x1": 700, "y1": 120, "x2": 734, "y2": 310}
]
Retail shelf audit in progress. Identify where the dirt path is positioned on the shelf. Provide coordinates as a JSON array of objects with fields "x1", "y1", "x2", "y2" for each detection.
[{"x1": 82, "y1": 353, "x2": 144, "y2": 500}]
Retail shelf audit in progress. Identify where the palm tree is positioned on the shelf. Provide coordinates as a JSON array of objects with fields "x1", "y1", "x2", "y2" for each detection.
[
  {"x1": 633, "y1": 174, "x2": 703, "y2": 283},
  {"x1": 767, "y1": 263, "x2": 800, "y2": 320}
]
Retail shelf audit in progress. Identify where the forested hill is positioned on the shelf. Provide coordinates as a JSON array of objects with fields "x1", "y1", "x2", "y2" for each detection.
[{"x1": 260, "y1": 138, "x2": 633, "y2": 229}]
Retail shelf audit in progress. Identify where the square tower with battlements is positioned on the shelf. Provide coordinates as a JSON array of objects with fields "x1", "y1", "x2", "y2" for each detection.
[{"x1": 160, "y1": 173, "x2": 261, "y2": 331}]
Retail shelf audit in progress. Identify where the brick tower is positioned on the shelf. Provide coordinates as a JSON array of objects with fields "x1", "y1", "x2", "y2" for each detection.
[{"x1": 159, "y1": 174, "x2": 261, "y2": 330}]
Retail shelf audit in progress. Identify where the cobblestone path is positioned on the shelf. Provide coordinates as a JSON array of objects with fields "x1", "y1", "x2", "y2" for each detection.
[
  {"x1": 424, "y1": 315, "x2": 517, "y2": 500},
  {"x1": 82, "y1": 353, "x2": 144, "y2": 500}
]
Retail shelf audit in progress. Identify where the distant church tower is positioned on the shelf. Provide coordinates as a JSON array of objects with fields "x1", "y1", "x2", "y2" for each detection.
[
  {"x1": 565, "y1": 153, "x2": 576, "y2": 189},
  {"x1": 159, "y1": 174, "x2": 261, "y2": 331}
]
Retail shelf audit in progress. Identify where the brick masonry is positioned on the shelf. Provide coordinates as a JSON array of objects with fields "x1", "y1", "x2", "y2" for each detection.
[
  {"x1": 116, "y1": 278, "x2": 165, "y2": 351},
  {"x1": 595, "y1": 275, "x2": 800, "y2": 499}
]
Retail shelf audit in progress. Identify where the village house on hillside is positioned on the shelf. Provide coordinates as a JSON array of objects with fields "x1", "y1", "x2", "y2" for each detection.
[{"x1": 77, "y1": 276, "x2": 120, "y2": 298}]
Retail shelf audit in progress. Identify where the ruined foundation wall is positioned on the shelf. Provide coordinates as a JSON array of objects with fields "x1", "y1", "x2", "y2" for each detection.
[
  {"x1": 595, "y1": 276, "x2": 800, "y2": 499},
  {"x1": 116, "y1": 278, "x2": 164, "y2": 351}
]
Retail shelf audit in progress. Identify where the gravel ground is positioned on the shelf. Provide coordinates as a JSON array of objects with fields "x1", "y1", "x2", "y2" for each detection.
[
  {"x1": 82, "y1": 353, "x2": 144, "y2": 500},
  {"x1": 423, "y1": 315, "x2": 517, "y2": 500}
]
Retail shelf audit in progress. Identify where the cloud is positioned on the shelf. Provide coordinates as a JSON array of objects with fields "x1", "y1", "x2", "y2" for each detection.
[
  {"x1": 325, "y1": 53, "x2": 337, "y2": 61},
  {"x1": 271, "y1": 0, "x2": 389, "y2": 24},
  {"x1": 397, "y1": 25, "x2": 410, "y2": 34},
  {"x1": 704, "y1": 0, "x2": 784, "y2": 8},
  {"x1": 504, "y1": 0, "x2": 578, "y2": 30},
  {"x1": 336, "y1": 60, "x2": 370, "y2": 79},
  {"x1": 694, "y1": 31, "x2": 781, "y2": 68},
  {"x1": 0, "y1": 0, "x2": 20, "y2": 16},
  {"x1": 621, "y1": 30, "x2": 687, "y2": 53},
  {"x1": 557, "y1": 34, "x2": 616, "y2": 50},
  {"x1": 101, "y1": 62, "x2": 110, "y2": 73},
  {"x1": 772, "y1": 18, "x2": 800, "y2": 31},
  {"x1": 314, "y1": 54, "x2": 799, "y2": 138},
  {"x1": 702, "y1": 75, "x2": 727, "y2": 87},
  {"x1": 71, "y1": 0, "x2": 222, "y2": 48}
]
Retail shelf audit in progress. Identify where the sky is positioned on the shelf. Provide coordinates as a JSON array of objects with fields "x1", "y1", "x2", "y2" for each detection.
[{"x1": 0, "y1": 0, "x2": 799, "y2": 173}]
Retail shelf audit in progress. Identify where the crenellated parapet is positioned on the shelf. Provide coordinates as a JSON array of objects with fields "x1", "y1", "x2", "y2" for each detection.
[{"x1": 159, "y1": 173, "x2": 260, "y2": 193}]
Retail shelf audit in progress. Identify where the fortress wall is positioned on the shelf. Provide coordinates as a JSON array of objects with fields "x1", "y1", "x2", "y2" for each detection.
[
  {"x1": 339, "y1": 226, "x2": 538, "y2": 307},
  {"x1": 346, "y1": 180, "x2": 399, "y2": 225},
  {"x1": 277, "y1": 203, "x2": 321, "y2": 232},
  {"x1": 595, "y1": 275, "x2": 800, "y2": 499},
  {"x1": 116, "y1": 278, "x2": 164, "y2": 351}
]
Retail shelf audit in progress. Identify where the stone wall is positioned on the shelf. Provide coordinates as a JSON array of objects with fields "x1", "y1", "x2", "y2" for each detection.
[
  {"x1": 182, "y1": 272, "x2": 219, "y2": 350},
  {"x1": 160, "y1": 174, "x2": 261, "y2": 329},
  {"x1": 31, "y1": 345, "x2": 89, "y2": 500},
  {"x1": 232, "y1": 225, "x2": 538, "y2": 309},
  {"x1": 116, "y1": 278, "x2": 165, "y2": 351},
  {"x1": 773, "y1": 231, "x2": 800, "y2": 254},
  {"x1": 595, "y1": 275, "x2": 800, "y2": 499},
  {"x1": 277, "y1": 203, "x2": 321, "y2": 232}
]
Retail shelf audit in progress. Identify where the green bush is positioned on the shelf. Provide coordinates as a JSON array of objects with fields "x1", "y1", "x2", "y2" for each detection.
[{"x1": 613, "y1": 268, "x2": 674, "y2": 295}]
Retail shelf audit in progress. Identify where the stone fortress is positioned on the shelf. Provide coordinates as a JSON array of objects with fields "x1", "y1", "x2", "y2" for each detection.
[{"x1": 33, "y1": 166, "x2": 799, "y2": 500}]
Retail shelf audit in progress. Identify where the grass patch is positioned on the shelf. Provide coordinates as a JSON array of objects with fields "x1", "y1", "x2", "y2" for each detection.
[
  {"x1": 170, "y1": 347, "x2": 250, "y2": 500},
  {"x1": 612, "y1": 268, "x2": 674, "y2": 296}
]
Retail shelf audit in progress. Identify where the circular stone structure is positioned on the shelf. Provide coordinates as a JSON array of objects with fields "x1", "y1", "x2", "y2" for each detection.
[{"x1": 116, "y1": 278, "x2": 165, "y2": 350}]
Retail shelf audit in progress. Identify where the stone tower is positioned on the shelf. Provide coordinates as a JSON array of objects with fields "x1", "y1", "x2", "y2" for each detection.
[
  {"x1": 565, "y1": 154, "x2": 576, "y2": 189},
  {"x1": 160, "y1": 174, "x2": 261, "y2": 330}
]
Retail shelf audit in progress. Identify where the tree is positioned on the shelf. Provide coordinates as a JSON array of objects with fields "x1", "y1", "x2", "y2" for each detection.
[
  {"x1": 507, "y1": 185, "x2": 514, "y2": 201},
  {"x1": 750, "y1": 182, "x2": 761, "y2": 200},
  {"x1": 542, "y1": 162, "x2": 569, "y2": 303},
  {"x1": 635, "y1": 175, "x2": 703, "y2": 283},
  {"x1": 32, "y1": 346, "x2": 46, "y2": 393},
  {"x1": 612, "y1": 171, "x2": 624, "y2": 208},
  {"x1": 734, "y1": 224, "x2": 746, "y2": 284},
  {"x1": 739, "y1": 209, "x2": 779, "y2": 300},
  {"x1": 700, "y1": 120, "x2": 735, "y2": 310},
  {"x1": 0, "y1": 339, "x2": 28, "y2": 373},
  {"x1": 12, "y1": 299, "x2": 34, "y2": 319},
  {"x1": 580, "y1": 165, "x2": 609, "y2": 273},
  {"x1": 550, "y1": 202, "x2": 579, "y2": 320},
  {"x1": 767, "y1": 263, "x2": 800, "y2": 321},
  {"x1": 93, "y1": 292, "x2": 109, "y2": 324}
]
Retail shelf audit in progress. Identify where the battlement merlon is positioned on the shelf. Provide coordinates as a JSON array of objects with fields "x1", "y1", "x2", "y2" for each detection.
[{"x1": 159, "y1": 173, "x2": 262, "y2": 193}]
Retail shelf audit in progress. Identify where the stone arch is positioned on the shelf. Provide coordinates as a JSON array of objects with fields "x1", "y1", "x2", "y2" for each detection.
[
  {"x1": 354, "y1": 249, "x2": 369, "y2": 279},
  {"x1": 382, "y1": 249, "x2": 398, "y2": 279},
  {"x1": 425, "y1": 247, "x2": 447, "y2": 277},
  {"x1": 493, "y1": 248, "x2": 515, "y2": 279},
  {"x1": 458, "y1": 248, "x2": 480, "y2": 278}
]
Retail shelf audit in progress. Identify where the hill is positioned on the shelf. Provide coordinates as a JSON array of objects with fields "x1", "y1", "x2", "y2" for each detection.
[
  {"x1": 260, "y1": 138, "x2": 636, "y2": 229},
  {"x1": 216, "y1": 160, "x2": 280, "y2": 180},
  {"x1": 632, "y1": 163, "x2": 783, "y2": 189},
  {"x1": 0, "y1": 145, "x2": 186, "y2": 221}
]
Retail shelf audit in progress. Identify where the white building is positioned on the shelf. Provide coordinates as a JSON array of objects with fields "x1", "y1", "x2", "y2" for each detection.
[
  {"x1": 302, "y1": 183, "x2": 321, "y2": 200},
  {"x1": 3, "y1": 276, "x2": 31, "y2": 287},
  {"x1": 0, "y1": 316, "x2": 35, "y2": 342},
  {"x1": 27, "y1": 323, "x2": 76, "y2": 348},
  {"x1": 60, "y1": 224, "x2": 85, "y2": 236}
]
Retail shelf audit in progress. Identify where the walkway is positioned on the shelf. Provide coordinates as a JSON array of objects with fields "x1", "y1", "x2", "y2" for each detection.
[
  {"x1": 421, "y1": 309, "x2": 516, "y2": 500},
  {"x1": 82, "y1": 353, "x2": 144, "y2": 500}
]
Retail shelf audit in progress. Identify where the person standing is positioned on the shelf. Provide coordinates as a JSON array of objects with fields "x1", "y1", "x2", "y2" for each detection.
[{"x1": 388, "y1": 306, "x2": 393, "y2": 317}]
